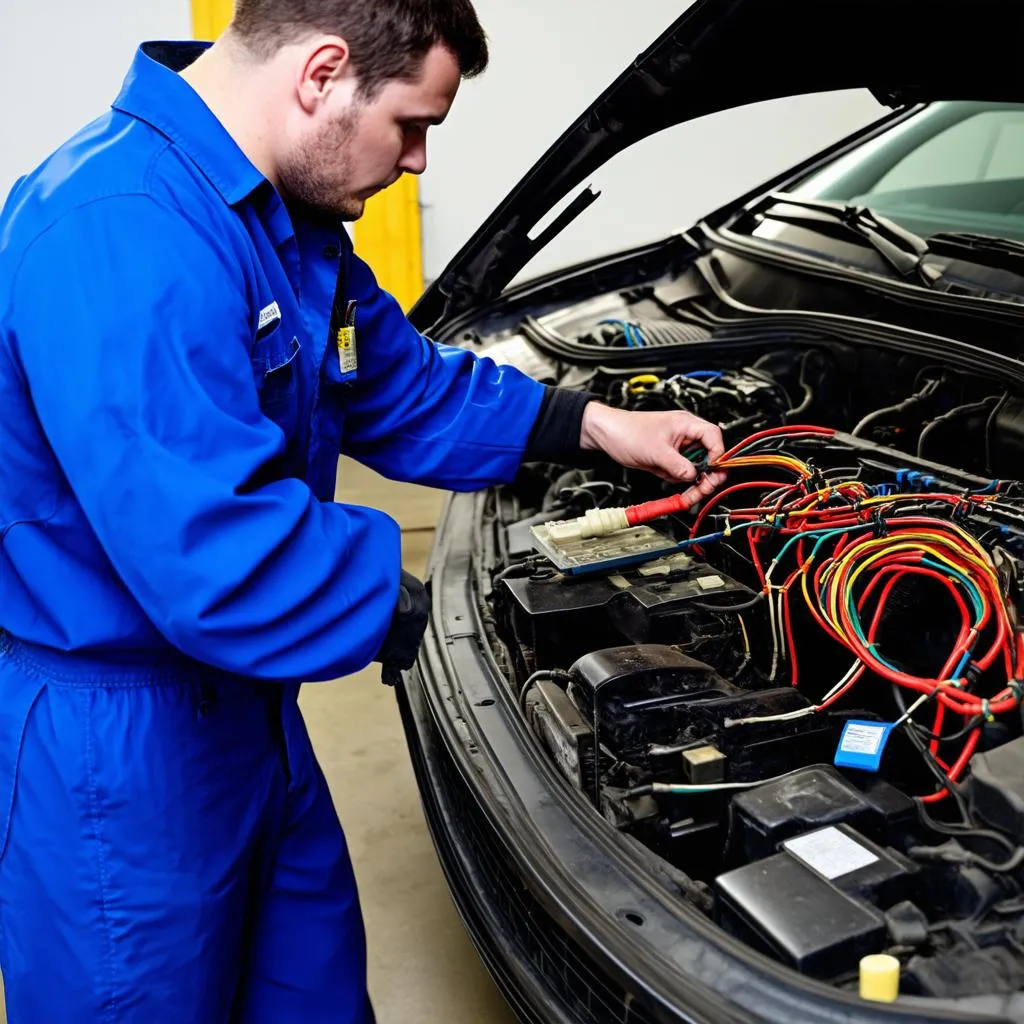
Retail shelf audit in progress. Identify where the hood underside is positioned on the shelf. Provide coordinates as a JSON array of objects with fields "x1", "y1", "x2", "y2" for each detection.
[{"x1": 412, "y1": 0, "x2": 1024, "y2": 330}]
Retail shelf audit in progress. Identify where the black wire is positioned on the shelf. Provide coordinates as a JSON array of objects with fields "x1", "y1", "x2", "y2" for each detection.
[
  {"x1": 915, "y1": 799, "x2": 1018, "y2": 857},
  {"x1": 851, "y1": 376, "x2": 942, "y2": 437},
  {"x1": 690, "y1": 592, "x2": 766, "y2": 613},
  {"x1": 492, "y1": 557, "x2": 549, "y2": 585},
  {"x1": 986, "y1": 392, "x2": 1010, "y2": 477},
  {"x1": 908, "y1": 843, "x2": 1024, "y2": 874},
  {"x1": 917, "y1": 396, "x2": 1000, "y2": 459},
  {"x1": 519, "y1": 668, "x2": 571, "y2": 709},
  {"x1": 908, "y1": 714, "x2": 984, "y2": 745},
  {"x1": 891, "y1": 683, "x2": 972, "y2": 820},
  {"x1": 782, "y1": 351, "x2": 815, "y2": 422}
]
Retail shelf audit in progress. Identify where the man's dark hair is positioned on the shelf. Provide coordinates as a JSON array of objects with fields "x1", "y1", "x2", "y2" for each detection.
[{"x1": 231, "y1": 0, "x2": 489, "y2": 97}]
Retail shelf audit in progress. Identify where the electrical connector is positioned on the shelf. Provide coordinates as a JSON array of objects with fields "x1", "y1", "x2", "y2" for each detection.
[{"x1": 546, "y1": 507, "x2": 630, "y2": 543}]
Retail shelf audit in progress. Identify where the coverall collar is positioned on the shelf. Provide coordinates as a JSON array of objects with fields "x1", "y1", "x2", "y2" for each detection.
[{"x1": 113, "y1": 41, "x2": 267, "y2": 207}]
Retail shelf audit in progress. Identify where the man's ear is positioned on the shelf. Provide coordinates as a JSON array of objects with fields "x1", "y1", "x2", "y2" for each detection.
[{"x1": 296, "y1": 37, "x2": 354, "y2": 114}]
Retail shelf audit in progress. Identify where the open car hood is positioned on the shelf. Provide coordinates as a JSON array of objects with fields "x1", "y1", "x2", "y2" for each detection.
[{"x1": 412, "y1": 0, "x2": 1024, "y2": 330}]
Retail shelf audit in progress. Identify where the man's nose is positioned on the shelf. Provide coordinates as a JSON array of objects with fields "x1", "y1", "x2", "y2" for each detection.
[{"x1": 399, "y1": 139, "x2": 427, "y2": 176}]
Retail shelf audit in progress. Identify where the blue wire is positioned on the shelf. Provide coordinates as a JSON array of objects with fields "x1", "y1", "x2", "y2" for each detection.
[
  {"x1": 624, "y1": 323, "x2": 645, "y2": 348},
  {"x1": 684, "y1": 370, "x2": 724, "y2": 379},
  {"x1": 952, "y1": 650, "x2": 972, "y2": 680},
  {"x1": 675, "y1": 521, "x2": 758, "y2": 550},
  {"x1": 598, "y1": 319, "x2": 644, "y2": 348},
  {"x1": 919, "y1": 556, "x2": 985, "y2": 620}
]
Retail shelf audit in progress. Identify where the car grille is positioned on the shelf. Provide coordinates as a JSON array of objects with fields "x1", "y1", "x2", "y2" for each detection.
[{"x1": 435, "y1": 746, "x2": 660, "y2": 1024}]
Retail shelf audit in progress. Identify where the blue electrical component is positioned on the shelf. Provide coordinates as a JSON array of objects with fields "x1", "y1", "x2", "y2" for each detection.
[
  {"x1": 834, "y1": 720, "x2": 897, "y2": 772},
  {"x1": 895, "y1": 469, "x2": 937, "y2": 492}
]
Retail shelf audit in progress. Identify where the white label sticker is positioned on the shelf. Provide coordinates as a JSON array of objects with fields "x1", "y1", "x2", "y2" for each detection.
[
  {"x1": 783, "y1": 827, "x2": 879, "y2": 880},
  {"x1": 258, "y1": 301, "x2": 282, "y2": 330},
  {"x1": 840, "y1": 723, "x2": 887, "y2": 756}
]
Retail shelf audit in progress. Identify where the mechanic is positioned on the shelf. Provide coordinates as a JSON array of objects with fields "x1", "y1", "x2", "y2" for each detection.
[{"x1": 0, "y1": 2, "x2": 726, "y2": 1021}]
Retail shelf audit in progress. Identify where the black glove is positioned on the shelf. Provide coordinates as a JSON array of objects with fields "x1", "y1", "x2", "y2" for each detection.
[{"x1": 375, "y1": 569, "x2": 430, "y2": 686}]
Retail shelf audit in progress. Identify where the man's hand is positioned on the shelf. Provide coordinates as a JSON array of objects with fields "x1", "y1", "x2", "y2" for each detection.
[
  {"x1": 375, "y1": 569, "x2": 430, "y2": 686},
  {"x1": 580, "y1": 403, "x2": 727, "y2": 510}
]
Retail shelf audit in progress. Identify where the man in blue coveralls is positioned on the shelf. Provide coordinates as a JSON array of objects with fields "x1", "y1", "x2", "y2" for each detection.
[{"x1": 0, "y1": 1, "x2": 727, "y2": 1020}]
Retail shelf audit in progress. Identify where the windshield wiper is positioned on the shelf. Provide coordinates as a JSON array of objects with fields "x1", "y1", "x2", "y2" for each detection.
[
  {"x1": 928, "y1": 232, "x2": 1024, "y2": 276},
  {"x1": 753, "y1": 193, "x2": 939, "y2": 288}
]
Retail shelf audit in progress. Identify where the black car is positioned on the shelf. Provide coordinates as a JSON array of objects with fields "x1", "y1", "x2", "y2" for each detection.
[{"x1": 398, "y1": 2, "x2": 1024, "y2": 1021}]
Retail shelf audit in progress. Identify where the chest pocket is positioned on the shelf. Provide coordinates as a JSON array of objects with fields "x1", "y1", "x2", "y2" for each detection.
[{"x1": 251, "y1": 330, "x2": 301, "y2": 440}]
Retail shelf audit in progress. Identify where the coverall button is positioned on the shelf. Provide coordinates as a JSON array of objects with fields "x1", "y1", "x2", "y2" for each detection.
[{"x1": 322, "y1": 245, "x2": 340, "y2": 259}]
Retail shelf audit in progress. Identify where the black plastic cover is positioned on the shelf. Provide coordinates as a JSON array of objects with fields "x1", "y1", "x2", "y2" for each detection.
[
  {"x1": 566, "y1": 645, "x2": 833, "y2": 778},
  {"x1": 716, "y1": 825, "x2": 917, "y2": 978},
  {"x1": 525, "y1": 679, "x2": 596, "y2": 790},
  {"x1": 966, "y1": 736, "x2": 1024, "y2": 843},
  {"x1": 903, "y1": 948, "x2": 1024, "y2": 998},
  {"x1": 729, "y1": 765, "x2": 915, "y2": 862},
  {"x1": 716, "y1": 849, "x2": 886, "y2": 978},
  {"x1": 502, "y1": 565, "x2": 751, "y2": 676}
]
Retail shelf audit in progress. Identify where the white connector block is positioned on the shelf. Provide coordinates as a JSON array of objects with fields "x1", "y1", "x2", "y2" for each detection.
[{"x1": 546, "y1": 506, "x2": 630, "y2": 543}]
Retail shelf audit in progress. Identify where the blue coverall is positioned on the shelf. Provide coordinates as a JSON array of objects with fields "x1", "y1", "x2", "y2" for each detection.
[{"x1": 0, "y1": 41, "x2": 579, "y2": 1023}]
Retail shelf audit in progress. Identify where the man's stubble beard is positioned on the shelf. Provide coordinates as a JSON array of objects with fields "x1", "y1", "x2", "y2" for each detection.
[{"x1": 277, "y1": 106, "x2": 365, "y2": 222}]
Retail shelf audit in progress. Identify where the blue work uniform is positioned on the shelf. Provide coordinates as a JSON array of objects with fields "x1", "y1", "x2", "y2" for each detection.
[{"x1": 0, "y1": 41, "x2": 580, "y2": 1023}]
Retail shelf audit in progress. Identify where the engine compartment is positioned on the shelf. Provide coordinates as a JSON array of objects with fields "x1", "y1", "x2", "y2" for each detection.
[{"x1": 480, "y1": 306, "x2": 1024, "y2": 1004}]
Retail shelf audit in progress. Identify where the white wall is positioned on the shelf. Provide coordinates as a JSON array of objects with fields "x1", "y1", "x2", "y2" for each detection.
[
  {"x1": 419, "y1": 0, "x2": 885, "y2": 284},
  {"x1": 0, "y1": 0, "x2": 887, "y2": 285},
  {"x1": 0, "y1": 0, "x2": 193, "y2": 200}
]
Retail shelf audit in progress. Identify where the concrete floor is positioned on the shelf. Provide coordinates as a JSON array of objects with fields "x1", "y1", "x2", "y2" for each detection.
[{"x1": 0, "y1": 461, "x2": 516, "y2": 1024}]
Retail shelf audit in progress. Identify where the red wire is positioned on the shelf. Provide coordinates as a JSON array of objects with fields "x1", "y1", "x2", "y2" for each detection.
[
  {"x1": 855, "y1": 566, "x2": 980, "y2": 802},
  {"x1": 747, "y1": 528, "x2": 767, "y2": 592},
  {"x1": 719, "y1": 424, "x2": 835, "y2": 461},
  {"x1": 688, "y1": 480, "x2": 789, "y2": 542},
  {"x1": 920, "y1": 729, "x2": 981, "y2": 804},
  {"x1": 782, "y1": 567, "x2": 801, "y2": 687},
  {"x1": 835, "y1": 566, "x2": 973, "y2": 695}
]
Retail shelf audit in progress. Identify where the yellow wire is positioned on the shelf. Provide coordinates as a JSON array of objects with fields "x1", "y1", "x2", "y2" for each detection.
[
  {"x1": 738, "y1": 614, "x2": 751, "y2": 657},
  {"x1": 854, "y1": 497, "x2": 995, "y2": 567},
  {"x1": 720, "y1": 455, "x2": 812, "y2": 478},
  {"x1": 821, "y1": 533, "x2": 997, "y2": 635}
]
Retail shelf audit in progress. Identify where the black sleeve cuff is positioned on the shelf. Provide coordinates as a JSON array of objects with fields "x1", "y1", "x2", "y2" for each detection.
[{"x1": 523, "y1": 386, "x2": 599, "y2": 464}]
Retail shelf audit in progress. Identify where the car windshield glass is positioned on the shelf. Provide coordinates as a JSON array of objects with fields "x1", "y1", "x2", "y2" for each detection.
[{"x1": 778, "y1": 101, "x2": 1024, "y2": 245}]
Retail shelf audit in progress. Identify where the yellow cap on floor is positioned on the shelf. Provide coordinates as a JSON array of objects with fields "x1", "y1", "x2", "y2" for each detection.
[{"x1": 859, "y1": 954, "x2": 900, "y2": 1002}]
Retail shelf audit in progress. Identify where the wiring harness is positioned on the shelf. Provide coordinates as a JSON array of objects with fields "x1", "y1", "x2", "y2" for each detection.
[{"x1": 675, "y1": 424, "x2": 1024, "y2": 805}]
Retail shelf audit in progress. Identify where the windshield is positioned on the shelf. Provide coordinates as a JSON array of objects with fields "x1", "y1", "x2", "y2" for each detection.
[{"x1": 781, "y1": 101, "x2": 1024, "y2": 243}]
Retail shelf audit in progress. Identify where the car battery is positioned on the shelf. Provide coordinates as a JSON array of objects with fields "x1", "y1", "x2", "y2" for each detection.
[{"x1": 715, "y1": 824, "x2": 919, "y2": 978}]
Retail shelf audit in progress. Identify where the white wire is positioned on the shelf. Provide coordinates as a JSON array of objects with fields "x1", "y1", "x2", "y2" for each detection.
[
  {"x1": 728, "y1": 707, "x2": 813, "y2": 727},
  {"x1": 651, "y1": 765, "x2": 812, "y2": 794},
  {"x1": 768, "y1": 589, "x2": 781, "y2": 682},
  {"x1": 895, "y1": 691, "x2": 931, "y2": 726},
  {"x1": 817, "y1": 660, "x2": 862, "y2": 706},
  {"x1": 775, "y1": 587, "x2": 788, "y2": 663},
  {"x1": 725, "y1": 660, "x2": 862, "y2": 727}
]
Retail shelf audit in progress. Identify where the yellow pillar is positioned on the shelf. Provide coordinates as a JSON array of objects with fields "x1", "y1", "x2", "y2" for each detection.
[
  {"x1": 190, "y1": 0, "x2": 234, "y2": 44},
  {"x1": 190, "y1": 0, "x2": 425, "y2": 311},
  {"x1": 354, "y1": 178, "x2": 424, "y2": 312}
]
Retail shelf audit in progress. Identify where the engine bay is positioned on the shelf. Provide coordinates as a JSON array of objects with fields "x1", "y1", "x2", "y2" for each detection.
[{"x1": 479, "y1": 304, "x2": 1024, "y2": 1004}]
